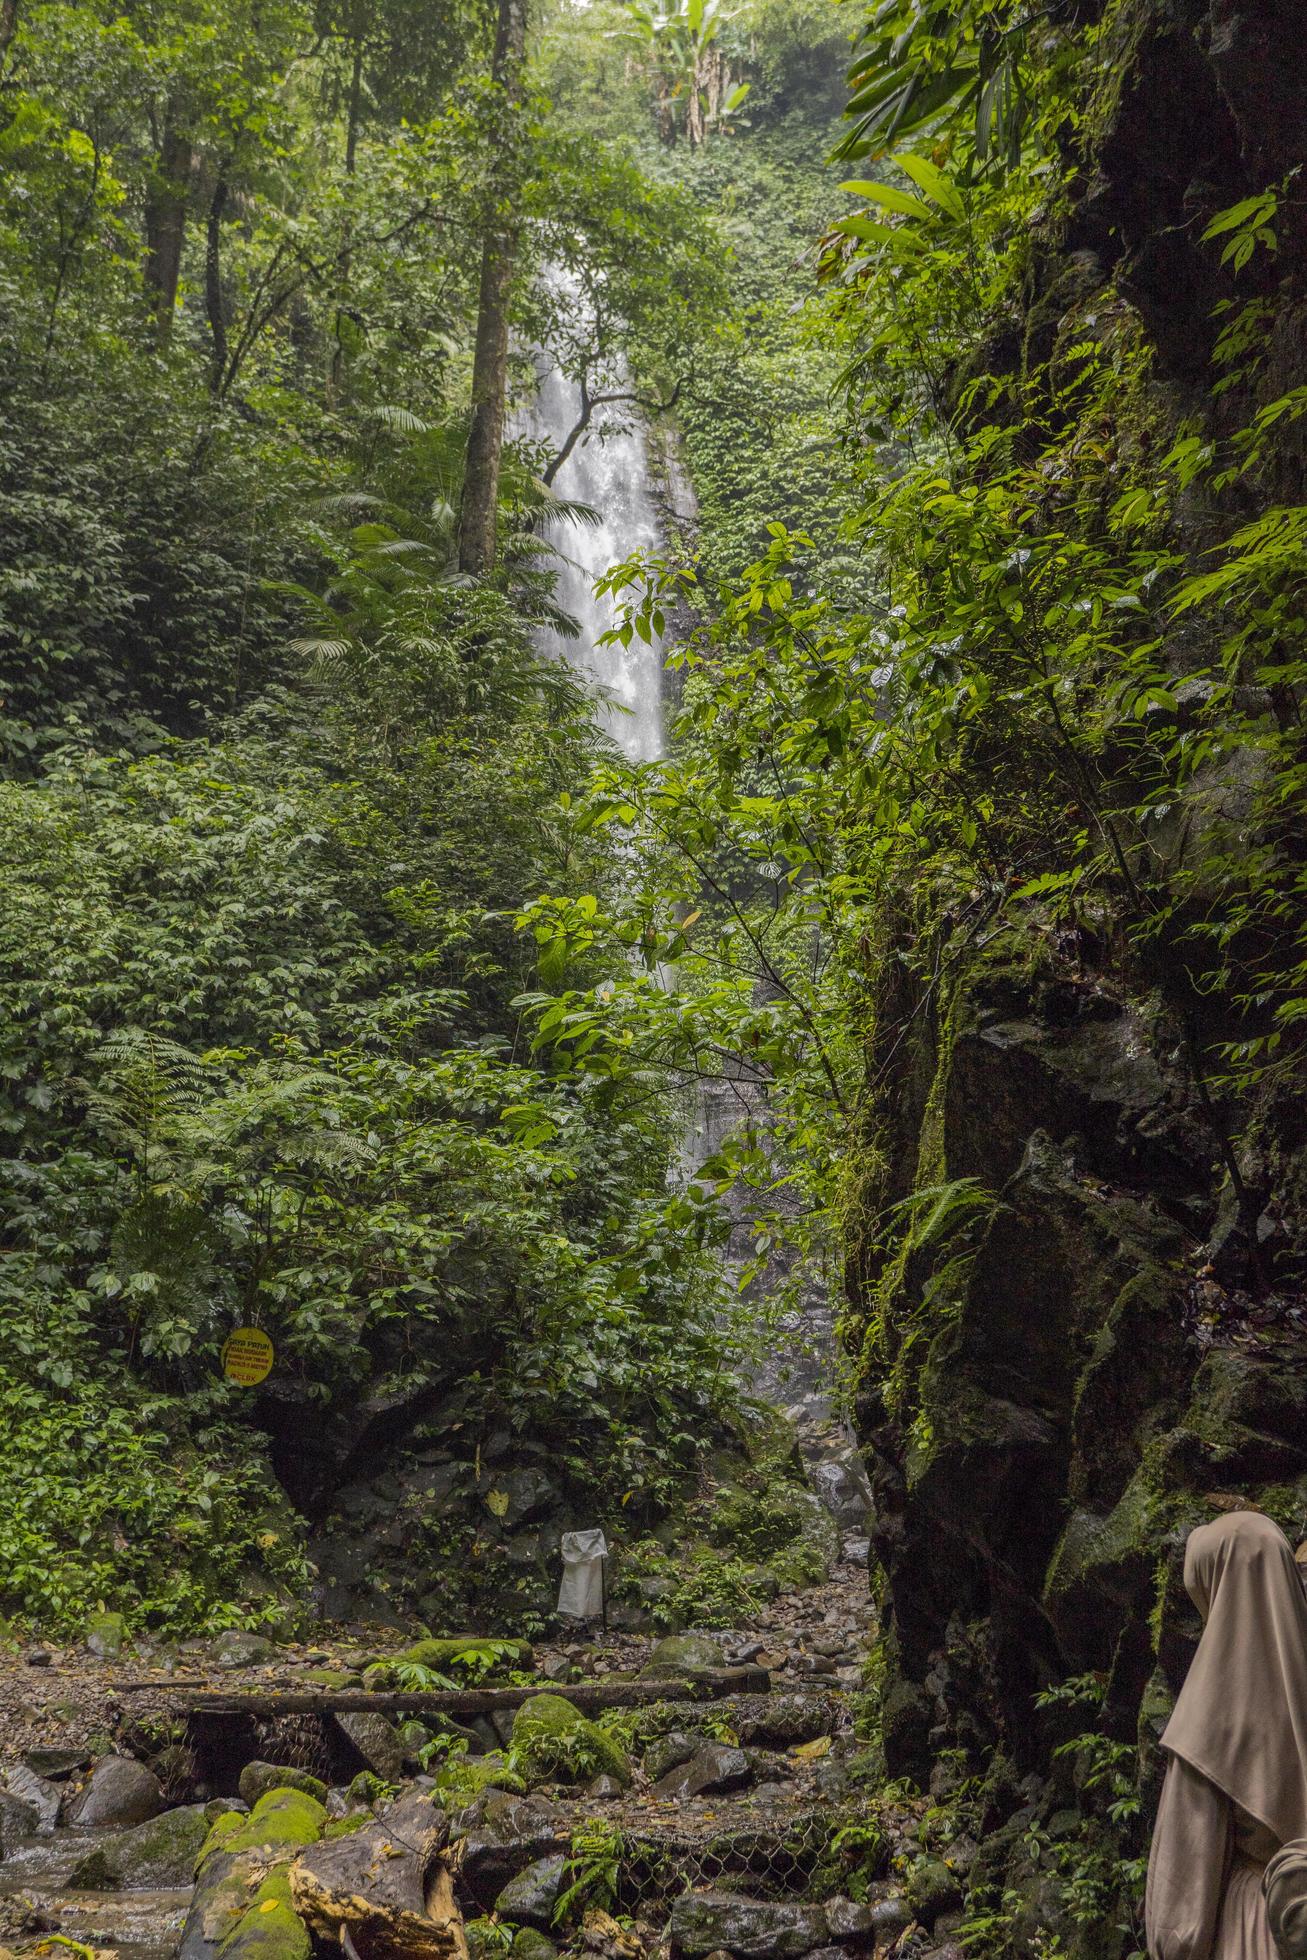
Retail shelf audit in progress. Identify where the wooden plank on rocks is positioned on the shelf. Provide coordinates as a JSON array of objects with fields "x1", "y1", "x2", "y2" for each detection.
[{"x1": 120, "y1": 1664, "x2": 772, "y2": 1716}]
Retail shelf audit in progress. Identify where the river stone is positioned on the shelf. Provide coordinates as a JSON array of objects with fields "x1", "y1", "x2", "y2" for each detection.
[
  {"x1": 906, "y1": 1859, "x2": 963, "y2": 1927},
  {"x1": 823, "y1": 1899, "x2": 874, "y2": 1942},
  {"x1": 868, "y1": 1898, "x2": 912, "y2": 1943},
  {"x1": 455, "y1": 1792, "x2": 564, "y2": 1906},
  {"x1": 22, "y1": 1746, "x2": 89, "y2": 1780},
  {"x1": 651, "y1": 1743, "x2": 751, "y2": 1801},
  {"x1": 641, "y1": 1634, "x2": 724, "y2": 1678},
  {"x1": 513, "y1": 1933, "x2": 558, "y2": 1960},
  {"x1": 68, "y1": 1803, "x2": 209, "y2": 1889},
  {"x1": 212, "y1": 1629, "x2": 277, "y2": 1669},
  {"x1": 494, "y1": 1852, "x2": 566, "y2": 1929},
  {"x1": 335, "y1": 1711, "x2": 406, "y2": 1782},
  {"x1": 511, "y1": 1695, "x2": 630, "y2": 1788},
  {"x1": 5, "y1": 1765, "x2": 60, "y2": 1832},
  {"x1": 67, "y1": 1755, "x2": 165, "y2": 1828},
  {"x1": 0, "y1": 1789, "x2": 39, "y2": 1856},
  {"x1": 669, "y1": 1893, "x2": 830, "y2": 1960},
  {"x1": 239, "y1": 1761, "x2": 329, "y2": 1807},
  {"x1": 642, "y1": 1731, "x2": 702, "y2": 1782},
  {"x1": 85, "y1": 1610, "x2": 127, "y2": 1659}
]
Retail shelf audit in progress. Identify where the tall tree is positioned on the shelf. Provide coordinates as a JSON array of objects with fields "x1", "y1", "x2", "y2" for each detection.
[{"x1": 457, "y1": 0, "x2": 528, "y2": 576}]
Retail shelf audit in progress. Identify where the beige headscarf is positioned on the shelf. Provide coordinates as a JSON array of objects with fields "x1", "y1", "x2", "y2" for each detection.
[
  {"x1": 1265, "y1": 1840, "x2": 1307, "y2": 1959},
  {"x1": 1161, "y1": 1510, "x2": 1307, "y2": 1845}
]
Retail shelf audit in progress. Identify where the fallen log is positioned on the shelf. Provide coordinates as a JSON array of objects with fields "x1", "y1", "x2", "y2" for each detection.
[{"x1": 120, "y1": 1664, "x2": 772, "y2": 1717}]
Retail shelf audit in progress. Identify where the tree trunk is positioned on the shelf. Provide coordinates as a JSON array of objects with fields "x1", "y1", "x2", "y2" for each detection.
[
  {"x1": 456, "y1": 0, "x2": 529, "y2": 577},
  {"x1": 144, "y1": 115, "x2": 193, "y2": 344},
  {"x1": 205, "y1": 175, "x2": 229, "y2": 395},
  {"x1": 329, "y1": 35, "x2": 364, "y2": 401},
  {"x1": 0, "y1": 0, "x2": 19, "y2": 79}
]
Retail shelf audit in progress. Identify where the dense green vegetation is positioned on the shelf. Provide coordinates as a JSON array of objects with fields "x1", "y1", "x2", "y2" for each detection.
[{"x1": 0, "y1": 0, "x2": 850, "y2": 1632}]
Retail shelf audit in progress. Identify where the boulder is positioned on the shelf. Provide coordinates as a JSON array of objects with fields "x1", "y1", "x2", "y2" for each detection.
[
  {"x1": 810, "y1": 1450, "x2": 874, "y2": 1532},
  {"x1": 823, "y1": 1900, "x2": 874, "y2": 1942},
  {"x1": 212, "y1": 1629, "x2": 277, "y2": 1669},
  {"x1": 641, "y1": 1635, "x2": 724, "y2": 1679},
  {"x1": 512, "y1": 1933, "x2": 558, "y2": 1960},
  {"x1": 867, "y1": 1898, "x2": 912, "y2": 1943},
  {"x1": 23, "y1": 1747, "x2": 90, "y2": 1780},
  {"x1": 179, "y1": 1786, "x2": 326, "y2": 1960},
  {"x1": 0, "y1": 1790, "x2": 38, "y2": 1857},
  {"x1": 650, "y1": 1744, "x2": 751, "y2": 1802},
  {"x1": 906, "y1": 1859, "x2": 963, "y2": 1928},
  {"x1": 511, "y1": 1696, "x2": 629, "y2": 1789},
  {"x1": 291, "y1": 1789, "x2": 465, "y2": 1960},
  {"x1": 669, "y1": 1894, "x2": 829, "y2": 1960},
  {"x1": 68, "y1": 1803, "x2": 208, "y2": 1889},
  {"x1": 67, "y1": 1755, "x2": 165, "y2": 1828},
  {"x1": 494, "y1": 1852, "x2": 566, "y2": 1930},
  {"x1": 85, "y1": 1610, "x2": 127, "y2": 1659},
  {"x1": 239, "y1": 1762, "x2": 329, "y2": 1808},
  {"x1": 641, "y1": 1733, "x2": 702, "y2": 1783},
  {"x1": 336, "y1": 1712, "x2": 406, "y2": 1783},
  {"x1": 5, "y1": 1765, "x2": 60, "y2": 1833},
  {"x1": 453, "y1": 1793, "x2": 564, "y2": 1907},
  {"x1": 373, "y1": 1638, "x2": 533, "y2": 1687}
]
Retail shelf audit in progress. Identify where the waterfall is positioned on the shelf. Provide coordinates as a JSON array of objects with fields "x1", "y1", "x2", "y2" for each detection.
[{"x1": 524, "y1": 336, "x2": 666, "y2": 763}]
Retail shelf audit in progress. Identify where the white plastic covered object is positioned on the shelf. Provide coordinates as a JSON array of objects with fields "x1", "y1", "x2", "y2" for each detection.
[{"x1": 557, "y1": 1528, "x2": 608, "y2": 1619}]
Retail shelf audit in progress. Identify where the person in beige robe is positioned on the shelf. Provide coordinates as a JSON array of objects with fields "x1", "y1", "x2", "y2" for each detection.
[
  {"x1": 1265, "y1": 1840, "x2": 1307, "y2": 1958},
  {"x1": 1146, "y1": 1510, "x2": 1307, "y2": 1960}
]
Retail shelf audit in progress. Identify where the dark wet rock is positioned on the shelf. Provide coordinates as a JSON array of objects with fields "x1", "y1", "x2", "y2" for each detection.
[
  {"x1": 85, "y1": 1610, "x2": 127, "y2": 1659},
  {"x1": 641, "y1": 1732, "x2": 702, "y2": 1783},
  {"x1": 494, "y1": 1852, "x2": 566, "y2": 1929},
  {"x1": 211, "y1": 1629, "x2": 277, "y2": 1669},
  {"x1": 868, "y1": 1899, "x2": 912, "y2": 1943},
  {"x1": 651, "y1": 1744, "x2": 751, "y2": 1801},
  {"x1": 641, "y1": 1634, "x2": 724, "y2": 1678},
  {"x1": 25, "y1": 1648, "x2": 52, "y2": 1667},
  {"x1": 906, "y1": 1859, "x2": 963, "y2": 1928},
  {"x1": 238, "y1": 1761, "x2": 329, "y2": 1807},
  {"x1": 512, "y1": 1932, "x2": 558, "y2": 1960},
  {"x1": 67, "y1": 1755, "x2": 165, "y2": 1828},
  {"x1": 454, "y1": 1792, "x2": 564, "y2": 1907},
  {"x1": 810, "y1": 1449, "x2": 873, "y2": 1531},
  {"x1": 67, "y1": 1802, "x2": 209, "y2": 1889},
  {"x1": 22, "y1": 1747, "x2": 88, "y2": 1781},
  {"x1": 669, "y1": 1893, "x2": 829, "y2": 1960},
  {"x1": 335, "y1": 1711, "x2": 406, "y2": 1783},
  {"x1": 0, "y1": 1789, "x2": 39, "y2": 1855},
  {"x1": 291, "y1": 1789, "x2": 459, "y2": 1960},
  {"x1": 824, "y1": 1899, "x2": 875, "y2": 1942}
]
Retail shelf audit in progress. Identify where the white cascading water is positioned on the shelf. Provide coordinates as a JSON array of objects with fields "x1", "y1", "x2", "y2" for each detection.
[{"x1": 524, "y1": 348, "x2": 666, "y2": 762}]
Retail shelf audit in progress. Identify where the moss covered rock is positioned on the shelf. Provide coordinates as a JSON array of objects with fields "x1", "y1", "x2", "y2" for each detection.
[
  {"x1": 68, "y1": 1802, "x2": 209, "y2": 1889},
  {"x1": 510, "y1": 1695, "x2": 629, "y2": 1789},
  {"x1": 179, "y1": 1787, "x2": 326, "y2": 1960},
  {"x1": 366, "y1": 1637, "x2": 533, "y2": 1689},
  {"x1": 641, "y1": 1633, "x2": 725, "y2": 1677},
  {"x1": 238, "y1": 1763, "x2": 328, "y2": 1808}
]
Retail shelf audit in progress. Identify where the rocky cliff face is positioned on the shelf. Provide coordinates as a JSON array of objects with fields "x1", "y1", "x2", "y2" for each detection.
[{"x1": 852, "y1": 0, "x2": 1307, "y2": 1948}]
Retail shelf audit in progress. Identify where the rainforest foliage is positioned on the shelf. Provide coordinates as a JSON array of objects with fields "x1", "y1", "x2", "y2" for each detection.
[
  {"x1": 0, "y1": 0, "x2": 845, "y2": 1631},
  {"x1": 2, "y1": 0, "x2": 1304, "y2": 1674}
]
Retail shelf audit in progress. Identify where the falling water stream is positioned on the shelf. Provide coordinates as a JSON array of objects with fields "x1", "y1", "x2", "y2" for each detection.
[{"x1": 527, "y1": 310, "x2": 870, "y2": 1528}]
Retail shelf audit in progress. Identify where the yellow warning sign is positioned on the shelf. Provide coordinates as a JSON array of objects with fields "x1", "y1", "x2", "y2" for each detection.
[{"x1": 221, "y1": 1327, "x2": 274, "y2": 1386}]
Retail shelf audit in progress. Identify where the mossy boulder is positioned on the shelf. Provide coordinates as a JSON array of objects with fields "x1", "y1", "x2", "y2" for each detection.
[
  {"x1": 906, "y1": 1857, "x2": 963, "y2": 1927},
  {"x1": 179, "y1": 1788, "x2": 326, "y2": 1960},
  {"x1": 68, "y1": 1802, "x2": 209, "y2": 1889},
  {"x1": 641, "y1": 1633, "x2": 724, "y2": 1678},
  {"x1": 85, "y1": 1610, "x2": 127, "y2": 1659},
  {"x1": 238, "y1": 1763, "x2": 328, "y2": 1808},
  {"x1": 511, "y1": 1695, "x2": 629, "y2": 1789}
]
